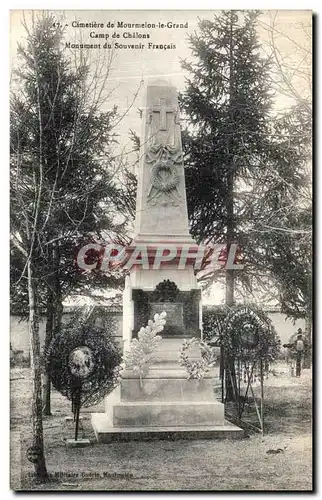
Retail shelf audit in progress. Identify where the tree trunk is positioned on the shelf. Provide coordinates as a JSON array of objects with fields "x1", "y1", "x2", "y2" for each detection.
[
  {"x1": 225, "y1": 156, "x2": 236, "y2": 402},
  {"x1": 43, "y1": 289, "x2": 53, "y2": 415},
  {"x1": 224, "y1": 12, "x2": 238, "y2": 402},
  {"x1": 43, "y1": 242, "x2": 63, "y2": 415},
  {"x1": 43, "y1": 291, "x2": 63, "y2": 415},
  {"x1": 225, "y1": 249, "x2": 238, "y2": 401},
  {"x1": 28, "y1": 260, "x2": 48, "y2": 481},
  {"x1": 225, "y1": 179, "x2": 237, "y2": 401},
  {"x1": 303, "y1": 313, "x2": 312, "y2": 369}
]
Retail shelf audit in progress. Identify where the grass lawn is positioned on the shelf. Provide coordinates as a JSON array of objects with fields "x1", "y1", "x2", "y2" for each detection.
[{"x1": 10, "y1": 367, "x2": 312, "y2": 491}]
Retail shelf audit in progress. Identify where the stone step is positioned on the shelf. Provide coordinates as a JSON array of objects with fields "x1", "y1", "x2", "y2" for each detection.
[
  {"x1": 153, "y1": 352, "x2": 202, "y2": 362},
  {"x1": 151, "y1": 338, "x2": 206, "y2": 362},
  {"x1": 91, "y1": 413, "x2": 244, "y2": 443},
  {"x1": 119, "y1": 377, "x2": 218, "y2": 402},
  {"x1": 155, "y1": 338, "x2": 200, "y2": 351},
  {"x1": 112, "y1": 401, "x2": 225, "y2": 427},
  {"x1": 121, "y1": 365, "x2": 218, "y2": 379}
]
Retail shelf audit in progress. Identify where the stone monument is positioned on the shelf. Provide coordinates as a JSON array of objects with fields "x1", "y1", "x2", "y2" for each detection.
[{"x1": 91, "y1": 80, "x2": 243, "y2": 441}]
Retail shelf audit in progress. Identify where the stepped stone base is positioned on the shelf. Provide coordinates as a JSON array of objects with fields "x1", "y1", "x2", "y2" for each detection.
[
  {"x1": 92, "y1": 368, "x2": 243, "y2": 442},
  {"x1": 91, "y1": 413, "x2": 243, "y2": 443},
  {"x1": 119, "y1": 377, "x2": 218, "y2": 402},
  {"x1": 113, "y1": 401, "x2": 224, "y2": 427}
]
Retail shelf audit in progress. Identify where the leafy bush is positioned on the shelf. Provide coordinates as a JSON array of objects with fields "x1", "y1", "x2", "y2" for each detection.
[
  {"x1": 202, "y1": 306, "x2": 229, "y2": 341},
  {"x1": 123, "y1": 312, "x2": 166, "y2": 386}
]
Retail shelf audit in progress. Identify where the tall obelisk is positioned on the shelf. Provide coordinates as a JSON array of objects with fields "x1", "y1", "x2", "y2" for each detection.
[
  {"x1": 123, "y1": 80, "x2": 201, "y2": 349},
  {"x1": 134, "y1": 80, "x2": 194, "y2": 244},
  {"x1": 91, "y1": 81, "x2": 243, "y2": 442}
]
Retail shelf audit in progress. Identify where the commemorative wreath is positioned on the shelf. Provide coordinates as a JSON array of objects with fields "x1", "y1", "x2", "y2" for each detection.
[
  {"x1": 47, "y1": 321, "x2": 122, "y2": 409},
  {"x1": 179, "y1": 337, "x2": 216, "y2": 379},
  {"x1": 221, "y1": 305, "x2": 280, "y2": 364}
]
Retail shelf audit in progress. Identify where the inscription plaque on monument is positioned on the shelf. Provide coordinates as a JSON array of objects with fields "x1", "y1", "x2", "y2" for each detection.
[{"x1": 150, "y1": 302, "x2": 184, "y2": 328}]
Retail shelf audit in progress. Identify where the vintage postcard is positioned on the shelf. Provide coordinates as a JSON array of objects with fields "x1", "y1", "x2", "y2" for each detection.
[{"x1": 10, "y1": 9, "x2": 312, "y2": 492}]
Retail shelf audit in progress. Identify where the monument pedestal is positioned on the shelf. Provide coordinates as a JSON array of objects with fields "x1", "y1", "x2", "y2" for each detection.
[
  {"x1": 92, "y1": 341, "x2": 243, "y2": 442},
  {"x1": 91, "y1": 365, "x2": 243, "y2": 442}
]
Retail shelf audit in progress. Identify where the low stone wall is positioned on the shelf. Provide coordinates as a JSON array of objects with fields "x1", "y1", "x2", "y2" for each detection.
[
  {"x1": 10, "y1": 309, "x2": 306, "y2": 360},
  {"x1": 10, "y1": 311, "x2": 123, "y2": 358}
]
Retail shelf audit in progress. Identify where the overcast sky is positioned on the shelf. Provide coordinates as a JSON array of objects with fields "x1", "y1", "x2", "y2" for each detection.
[{"x1": 10, "y1": 10, "x2": 311, "y2": 156}]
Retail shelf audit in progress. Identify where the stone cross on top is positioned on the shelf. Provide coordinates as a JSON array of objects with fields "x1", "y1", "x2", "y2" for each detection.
[{"x1": 147, "y1": 96, "x2": 180, "y2": 131}]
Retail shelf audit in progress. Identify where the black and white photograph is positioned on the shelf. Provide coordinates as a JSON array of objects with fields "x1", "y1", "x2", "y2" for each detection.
[{"x1": 9, "y1": 8, "x2": 312, "y2": 491}]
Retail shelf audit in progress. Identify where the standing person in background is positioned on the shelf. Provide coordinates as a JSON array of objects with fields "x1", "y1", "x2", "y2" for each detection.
[
  {"x1": 295, "y1": 329, "x2": 305, "y2": 377},
  {"x1": 283, "y1": 328, "x2": 306, "y2": 377}
]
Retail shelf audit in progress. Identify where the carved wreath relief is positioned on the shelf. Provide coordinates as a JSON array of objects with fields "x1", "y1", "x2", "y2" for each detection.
[{"x1": 146, "y1": 143, "x2": 182, "y2": 206}]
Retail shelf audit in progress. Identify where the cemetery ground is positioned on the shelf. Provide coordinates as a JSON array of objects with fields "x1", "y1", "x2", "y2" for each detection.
[{"x1": 10, "y1": 366, "x2": 312, "y2": 491}]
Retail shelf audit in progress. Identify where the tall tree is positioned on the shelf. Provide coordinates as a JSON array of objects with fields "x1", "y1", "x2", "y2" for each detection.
[
  {"x1": 244, "y1": 101, "x2": 312, "y2": 331},
  {"x1": 10, "y1": 11, "x2": 127, "y2": 473},
  {"x1": 254, "y1": 12, "x2": 312, "y2": 334},
  {"x1": 181, "y1": 11, "x2": 273, "y2": 296},
  {"x1": 180, "y1": 10, "x2": 311, "y2": 397}
]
